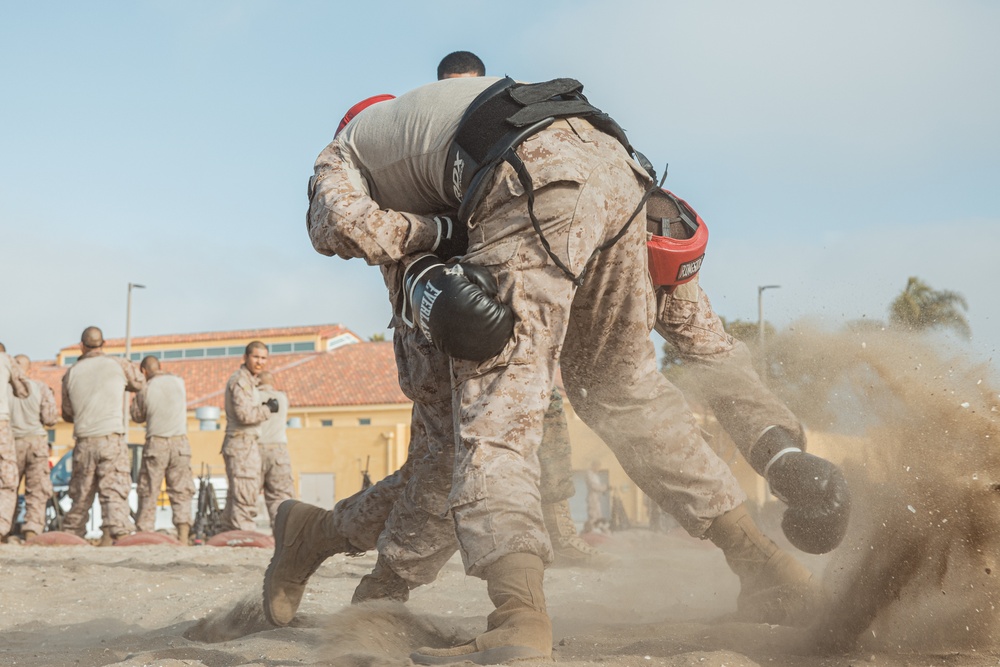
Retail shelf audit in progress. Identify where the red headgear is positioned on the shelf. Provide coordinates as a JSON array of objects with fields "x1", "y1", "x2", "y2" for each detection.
[
  {"x1": 336, "y1": 94, "x2": 395, "y2": 136},
  {"x1": 646, "y1": 189, "x2": 709, "y2": 288}
]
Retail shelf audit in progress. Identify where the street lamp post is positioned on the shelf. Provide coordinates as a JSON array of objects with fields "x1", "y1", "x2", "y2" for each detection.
[
  {"x1": 125, "y1": 282, "x2": 146, "y2": 364},
  {"x1": 757, "y1": 284, "x2": 781, "y2": 379},
  {"x1": 124, "y1": 282, "x2": 146, "y2": 431}
]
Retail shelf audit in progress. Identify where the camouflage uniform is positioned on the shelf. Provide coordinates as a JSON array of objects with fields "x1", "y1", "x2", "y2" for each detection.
[
  {"x1": 536, "y1": 388, "x2": 574, "y2": 505},
  {"x1": 130, "y1": 372, "x2": 195, "y2": 532},
  {"x1": 220, "y1": 365, "x2": 270, "y2": 531},
  {"x1": 257, "y1": 384, "x2": 295, "y2": 526},
  {"x1": 0, "y1": 353, "x2": 31, "y2": 536},
  {"x1": 310, "y1": 78, "x2": 746, "y2": 582},
  {"x1": 655, "y1": 279, "x2": 805, "y2": 452},
  {"x1": 60, "y1": 350, "x2": 145, "y2": 538},
  {"x1": 10, "y1": 378, "x2": 58, "y2": 534}
]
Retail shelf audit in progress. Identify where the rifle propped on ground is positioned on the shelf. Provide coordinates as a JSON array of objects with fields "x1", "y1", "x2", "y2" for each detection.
[
  {"x1": 361, "y1": 455, "x2": 372, "y2": 491},
  {"x1": 192, "y1": 463, "x2": 223, "y2": 544}
]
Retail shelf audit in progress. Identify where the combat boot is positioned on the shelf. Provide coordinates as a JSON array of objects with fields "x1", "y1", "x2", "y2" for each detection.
[
  {"x1": 351, "y1": 554, "x2": 410, "y2": 604},
  {"x1": 98, "y1": 528, "x2": 115, "y2": 547},
  {"x1": 411, "y1": 553, "x2": 552, "y2": 665},
  {"x1": 705, "y1": 503, "x2": 823, "y2": 626},
  {"x1": 22, "y1": 530, "x2": 37, "y2": 540},
  {"x1": 543, "y1": 499, "x2": 617, "y2": 569},
  {"x1": 176, "y1": 523, "x2": 190, "y2": 546},
  {"x1": 263, "y1": 500, "x2": 354, "y2": 626}
]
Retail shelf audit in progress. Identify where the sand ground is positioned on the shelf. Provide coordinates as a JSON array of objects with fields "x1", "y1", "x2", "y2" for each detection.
[{"x1": 2, "y1": 524, "x2": 996, "y2": 667}]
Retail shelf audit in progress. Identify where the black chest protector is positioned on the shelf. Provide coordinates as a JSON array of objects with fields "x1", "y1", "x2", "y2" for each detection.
[{"x1": 445, "y1": 77, "x2": 659, "y2": 285}]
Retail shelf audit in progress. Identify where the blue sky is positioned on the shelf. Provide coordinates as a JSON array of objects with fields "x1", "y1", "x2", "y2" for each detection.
[{"x1": 1, "y1": 1, "x2": 997, "y2": 369}]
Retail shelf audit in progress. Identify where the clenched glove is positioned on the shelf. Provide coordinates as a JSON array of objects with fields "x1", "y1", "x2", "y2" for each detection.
[
  {"x1": 263, "y1": 398, "x2": 279, "y2": 413},
  {"x1": 760, "y1": 427, "x2": 851, "y2": 554},
  {"x1": 431, "y1": 215, "x2": 468, "y2": 260},
  {"x1": 402, "y1": 254, "x2": 513, "y2": 362}
]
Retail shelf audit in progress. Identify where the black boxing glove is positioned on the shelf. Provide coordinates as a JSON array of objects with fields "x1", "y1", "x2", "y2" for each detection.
[
  {"x1": 402, "y1": 254, "x2": 514, "y2": 362},
  {"x1": 263, "y1": 398, "x2": 279, "y2": 413},
  {"x1": 431, "y1": 215, "x2": 469, "y2": 260},
  {"x1": 758, "y1": 427, "x2": 851, "y2": 554}
]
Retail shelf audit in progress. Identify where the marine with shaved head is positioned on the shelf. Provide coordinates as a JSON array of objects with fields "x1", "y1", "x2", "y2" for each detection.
[
  {"x1": 0, "y1": 341, "x2": 31, "y2": 542},
  {"x1": 61, "y1": 326, "x2": 145, "y2": 545},
  {"x1": 8, "y1": 354, "x2": 58, "y2": 540},
  {"x1": 131, "y1": 355, "x2": 196, "y2": 543}
]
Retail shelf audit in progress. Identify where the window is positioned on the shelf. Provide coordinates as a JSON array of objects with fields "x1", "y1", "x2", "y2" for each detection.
[
  {"x1": 270, "y1": 343, "x2": 292, "y2": 354},
  {"x1": 321, "y1": 419, "x2": 333, "y2": 427},
  {"x1": 292, "y1": 341, "x2": 316, "y2": 352},
  {"x1": 163, "y1": 350, "x2": 182, "y2": 359},
  {"x1": 184, "y1": 348, "x2": 205, "y2": 358},
  {"x1": 206, "y1": 347, "x2": 226, "y2": 357},
  {"x1": 358, "y1": 418, "x2": 371, "y2": 426},
  {"x1": 63, "y1": 356, "x2": 79, "y2": 365},
  {"x1": 228, "y1": 346, "x2": 245, "y2": 356},
  {"x1": 47, "y1": 429, "x2": 55, "y2": 443},
  {"x1": 130, "y1": 353, "x2": 142, "y2": 361}
]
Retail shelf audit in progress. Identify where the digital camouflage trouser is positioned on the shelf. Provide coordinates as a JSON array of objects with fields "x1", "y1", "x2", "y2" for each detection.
[
  {"x1": 62, "y1": 433, "x2": 135, "y2": 538},
  {"x1": 14, "y1": 434, "x2": 52, "y2": 534},
  {"x1": 0, "y1": 421, "x2": 18, "y2": 536},
  {"x1": 220, "y1": 432, "x2": 261, "y2": 532},
  {"x1": 135, "y1": 435, "x2": 195, "y2": 532},
  {"x1": 260, "y1": 442, "x2": 295, "y2": 526}
]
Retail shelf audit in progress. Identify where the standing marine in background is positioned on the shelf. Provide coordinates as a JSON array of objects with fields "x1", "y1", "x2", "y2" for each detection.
[
  {"x1": 220, "y1": 341, "x2": 278, "y2": 532},
  {"x1": 0, "y1": 342, "x2": 31, "y2": 542},
  {"x1": 257, "y1": 370, "x2": 295, "y2": 527},
  {"x1": 131, "y1": 355, "x2": 196, "y2": 544},
  {"x1": 8, "y1": 354, "x2": 57, "y2": 540},
  {"x1": 61, "y1": 326, "x2": 145, "y2": 545}
]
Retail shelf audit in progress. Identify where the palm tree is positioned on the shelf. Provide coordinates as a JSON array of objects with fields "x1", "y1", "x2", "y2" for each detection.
[{"x1": 888, "y1": 276, "x2": 971, "y2": 338}]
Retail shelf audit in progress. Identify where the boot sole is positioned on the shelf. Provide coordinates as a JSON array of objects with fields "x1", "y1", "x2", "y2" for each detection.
[
  {"x1": 262, "y1": 499, "x2": 301, "y2": 627},
  {"x1": 410, "y1": 646, "x2": 547, "y2": 665}
]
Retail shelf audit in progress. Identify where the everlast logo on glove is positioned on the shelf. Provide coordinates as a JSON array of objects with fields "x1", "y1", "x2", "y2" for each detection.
[
  {"x1": 417, "y1": 282, "x2": 445, "y2": 344},
  {"x1": 403, "y1": 255, "x2": 514, "y2": 362}
]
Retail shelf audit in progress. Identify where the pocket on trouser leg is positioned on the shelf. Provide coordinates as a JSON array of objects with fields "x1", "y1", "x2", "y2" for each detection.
[{"x1": 0, "y1": 458, "x2": 17, "y2": 491}]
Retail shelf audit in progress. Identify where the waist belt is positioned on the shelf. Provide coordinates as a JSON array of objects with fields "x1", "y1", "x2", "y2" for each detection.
[{"x1": 445, "y1": 77, "x2": 659, "y2": 285}]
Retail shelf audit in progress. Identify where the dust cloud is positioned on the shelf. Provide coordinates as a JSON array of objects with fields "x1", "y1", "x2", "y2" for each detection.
[
  {"x1": 762, "y1": 326, "x2": 1000, "y2": 653},
  {"x1": 184, "y1": 593, "x2": 273, "y2": 643}
]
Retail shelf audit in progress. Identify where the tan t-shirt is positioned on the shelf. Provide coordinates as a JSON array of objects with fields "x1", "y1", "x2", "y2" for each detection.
[
  {"x1": 132, "y1": 373, "x2": 188, "y2": 438},
  {"x1": 10, "y1": 379, "x2": 58, "y2": 438},
  {"x1": 257, "y1": 386, "x2": 288, "y2": 445},
  {"x1": 62, "y1": 351, "x2": 145, "y2": 438}
]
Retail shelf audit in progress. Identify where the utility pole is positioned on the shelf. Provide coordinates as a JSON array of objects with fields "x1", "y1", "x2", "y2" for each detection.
[
  {"x1": 757, "y1": 284, "x2": 780, "y2": 380},
  {"x1": 124, "y1": 282, "x2": 146, "y2": 432}
]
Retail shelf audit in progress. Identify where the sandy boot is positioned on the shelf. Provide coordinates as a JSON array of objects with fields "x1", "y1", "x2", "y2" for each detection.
[
  {"x1": 263, "y1": 500, "x2": 354, "y2": 626},
  {"x1": 543, "y1": 499, "x2": 617, "y2": 569},
  {"x1": 98, "y1": 528, "x2": 115, "y2": 547},
  {"x1": 705, "y1": 503, "x2": 823, "y2": 626},
  {"x1": 22, "y1": 530, "x2": 37, "y2": 540},
  {"x1": 176, "y1": 523, "x2": 190, "y2": 546},
  {"x1": 352, "y1": 554, "x2": 410, "y2": 604},
  {"x1": 411, "y1": 553, "x2": 552, "y2": 665}
]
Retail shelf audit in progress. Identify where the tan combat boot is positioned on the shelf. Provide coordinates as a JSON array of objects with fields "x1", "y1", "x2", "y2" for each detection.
[
  {"x1": 176, "y1": 523, "x2": 190, "y2": 546},
  {"x1": 22, "y1": 530, "x2": 37, "y2": 540},
  {"x1": 98, "y1": 528, "x2": 115, "y2": 547},
  {"x1": 705, "y1": 503, "x2": 823, "y2": 626},
  {"x1": 411, "y1": 553, "x2": 552, "y2": 665},
  {"x1": 352, "y1": 554, "x2": 410, "y2": 604},
  {"x1": 543, "y1": 499, "x2": 617, "y2": 569},
  {"x1": 263, "y1": 500, "x2": 354, "y2": 626}
]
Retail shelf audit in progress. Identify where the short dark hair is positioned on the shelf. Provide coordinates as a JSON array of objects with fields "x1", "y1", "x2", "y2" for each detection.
[
  {"x1": 140, "y1": 356, "x2": 160, "y2": 373},
  {"x1": 81, "y1": 326, "x2": 104, "y2": 349},
  {"x1": 437, "y1": 51, "x2": 485, "y2": 80},
  {"x1": 245, "y1": 340, "x2": 268, "y2": 356}
]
